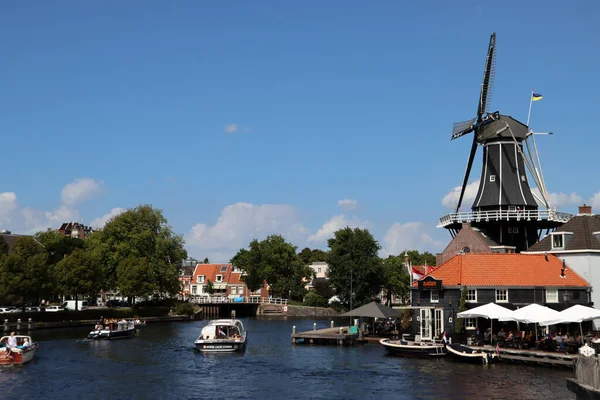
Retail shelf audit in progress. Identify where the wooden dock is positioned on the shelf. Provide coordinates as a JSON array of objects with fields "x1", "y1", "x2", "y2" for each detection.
[
  {"x1": 291, "y1": 324, "x2": 359, "y2": 345},
  {"x1": 467, "y1": 345, "x2": 576, "y2": 368}
]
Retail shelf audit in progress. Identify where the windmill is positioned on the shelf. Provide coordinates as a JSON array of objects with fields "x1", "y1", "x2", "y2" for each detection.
[{"x1": 438, "y1": 33, "x2": 571, "y2": 252}]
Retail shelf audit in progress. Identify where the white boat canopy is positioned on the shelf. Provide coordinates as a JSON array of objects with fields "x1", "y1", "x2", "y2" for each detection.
[
  {"x1": 457, "y1": 302, "x2": 514, "y2": 320},
  {"x1": 498, "y1": 303, "x2": 560, "y2": 324},
  {"x1": 538, "y1": 305, "x2": 600, "y2": 326}
]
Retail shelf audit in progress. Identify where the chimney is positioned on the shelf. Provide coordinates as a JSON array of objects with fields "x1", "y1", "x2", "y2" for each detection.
[{"x1": 578, "y1": 204, "x2": 592, "y2": 215}]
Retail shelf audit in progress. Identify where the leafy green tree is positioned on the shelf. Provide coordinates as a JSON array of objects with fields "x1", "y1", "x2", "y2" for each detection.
[
  {"x1": 55, "y1": 248, "x2": 103, "y2": 310},
  {"x1": 298, "y1": 247, "x2": 329, "y2": 266},
  {"x1": 88, "y1": 204, "x2": 187, "y2": 300},
  {"x1": 0, "y1": 253, "x2": 26, "y2": 303},
  {"x1": 303, "y1": 291, "x2": 328, "y2": 308},
  {"x1": 205, "y1": 280, "x2": 215, "y2": 294},
  {"x1": 327, "y1": 227, "x2": 384, "y2": 309},
  {"x1": 382, "y1": 255, "x2": 411, "y2": 306},
  {"x1": 203, "y1": 257, "x2": 209, "y2": 264},
  {"x1": 402, "y1": 250, "x2": 436, "y2": 266},
  {"x1": 35, "y1": 229, "x2": 84, "y2": 265},
  {"x1": 11, "y1": 236, "x2": 48, "y2": 304},
  {"x1": 231, "y1": 246, "x2": 264, "y2": 293},
  {"x1": 0, "y1": 236, "x2": 8, "y2": 256},
  {"x1": 311, "y1": 277, "x2": 333, "y2": 300}
]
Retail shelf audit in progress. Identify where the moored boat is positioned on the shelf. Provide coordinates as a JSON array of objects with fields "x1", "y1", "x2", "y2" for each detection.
[
  {"x1": 87, "y1": 320, "x2": 136, "y2": 340},
  {"x1": 446, "y1": 343, "x2": 497, "y2": 364},
  {"x1": 0, "y1": 334, "x2": 39, "y2": 365},
  {"x1": 194, "y1": 319, "x2": 247, "y2": 353},
  {"x1": 379, "y1": 338, "x2": 446, "y2": 357}
]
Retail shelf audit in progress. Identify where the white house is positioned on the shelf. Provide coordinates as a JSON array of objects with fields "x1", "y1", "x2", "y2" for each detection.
[{"x1": 524, "y1": 204, "x2": 600, "y2": 327}]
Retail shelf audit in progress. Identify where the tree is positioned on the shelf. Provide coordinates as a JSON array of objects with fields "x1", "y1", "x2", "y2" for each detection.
[
  {"x1": 203, "y1": 257, "x2": 209, "y2": 264},
  {"x1": 4, "y1": 236, "x2": 49, "y2": 305},
  {"x1": 35, "y1": 229, "x2": 84, "y2": 265},
  {"x1": 231, "y1": 246, "x2": 263, "y2": 293},
  {"x1": 327, "y1": 227, "x2": 384, "y2": 309},
  {"x1": 303, "y1": 291, "x2": 328, "y2": 308},
  {"x1": 55, "y1": 248, "x2": 103, "y2": 309},
  {"x1": 0, "y1": 236, "x2": 8, "y2": 256},
  {"x1": 205, "y1": 280, "x2": 215, "y2": 295},
  {"x1": 382, "y1": 256, "x2": 411, "y2": 306},
  {"x1": 87, "y1": 204, "x2": 188, "y2": 300},
  {"x1": 402, "y1": 250, "x2": 437, "y2": 266},
  {"x1": 298, "y1": 247, "x2": 329, "y2": 266}
]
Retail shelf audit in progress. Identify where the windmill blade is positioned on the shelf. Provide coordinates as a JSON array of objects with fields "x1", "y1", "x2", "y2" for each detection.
[
  {"x1": 455, "y1": 134, "x2": 479, "y2": 213},
  {"x1": 477, "y1": 32, "x2": 497, "y2": 118},
  {"x1": 451, "y1": 118, "x2": 476, "y2": 140}
]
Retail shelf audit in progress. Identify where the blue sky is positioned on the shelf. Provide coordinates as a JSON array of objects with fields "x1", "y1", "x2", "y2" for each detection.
[{"x1": 1, "y1": 1, "x2": 599, "y2": 261}]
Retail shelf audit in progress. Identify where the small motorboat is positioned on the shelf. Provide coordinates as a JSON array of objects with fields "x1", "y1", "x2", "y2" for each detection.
[
  {"x1": 87, "y1": 320, "x2": 136, "y2": 340},
  {"x1": 446, "y1": 343, "x2": 497, "y2": 364},
  {"x1": 379, "y1": 338, "x2": 446, "y2": 357},
  {"x1": 194, "y1": 319, "x2": 247, "y2": 353},
  {"x1": 0, "y1": 334, "x2": 40, "y2": 365}
]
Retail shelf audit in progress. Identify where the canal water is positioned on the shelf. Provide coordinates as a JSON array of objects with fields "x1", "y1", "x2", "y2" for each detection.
[{"x1": 0, "y1": 318, "x2": 574, "y2": 400}]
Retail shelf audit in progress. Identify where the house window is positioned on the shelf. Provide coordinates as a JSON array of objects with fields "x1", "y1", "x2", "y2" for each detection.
[
  {"x1": 466, "y1": 289, "x2": 477, "y2": 303},
  {"x1": 430, "y1": 290, "x2": 439, "y2": 303},
  {"x1": 465, "y1": 318, "x2": 477, "y2": 330},
  {"x1": 318, "y1": 268, "x2": 322, "y2": 273},
  {"x1": 495, "y1": 289, "x2": 508, "y2": 303},
  {"x1": 552, "y1": 234, "x2": 564, "y2": 249},
  {"x1": 490, "y1": 175, "x2": 496, "y2": 182},
  {"x1": 231, "y1": 286, "x2": 237, "y2": 295},
  {"x1": 216, "y1": 275, "x2": 223, "y2": 282},
  {"x1": 546, "y1": 289, "x2": 558, "y2": 303},
  {"x1": 191, "y1": 285, "x2": 197, "y2": 294},
  {"x1": 197, "y1": 275, "x2": 205, "y2": 283}
]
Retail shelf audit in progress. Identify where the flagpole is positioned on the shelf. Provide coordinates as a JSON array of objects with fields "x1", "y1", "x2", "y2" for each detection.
[{"x1": 526, "y1": 89, "x2": 534, "y2": 127}]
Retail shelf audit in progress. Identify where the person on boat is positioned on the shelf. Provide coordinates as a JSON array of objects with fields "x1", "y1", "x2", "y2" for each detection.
[
  {"x1": 21, "y1": 338, "x2": 31, "y2": 348},
  {"x1": 592, "y1": 334, "x2": 600, "y2": 344},
  {"x1": 94, "y1": 323, "x2": 103, "y2": 331},
  {"x1": 7, "y1": 332, "x2": 17, "y2": 349}
]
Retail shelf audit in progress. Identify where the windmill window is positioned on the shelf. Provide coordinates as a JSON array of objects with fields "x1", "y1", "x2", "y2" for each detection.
[
  {"x1": 489, "y1": 175, "x2": 496, "y2": 182},
  {"x1": 521, "y1": 175, "x2": 526, "y2": 182}
]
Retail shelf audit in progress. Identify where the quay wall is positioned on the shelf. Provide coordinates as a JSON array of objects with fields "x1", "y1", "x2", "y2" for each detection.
[
  {"x1": 259, "y1": 304, "x2": 339, "y2": 317},
  {"x1": 2, "y1": 315, "x2": 192, "y2": 332}
]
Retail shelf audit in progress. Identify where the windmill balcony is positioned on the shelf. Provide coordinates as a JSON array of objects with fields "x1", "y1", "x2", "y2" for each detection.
[{"x1": 437, "y1": 208, "x2": 573, "y2": 228}]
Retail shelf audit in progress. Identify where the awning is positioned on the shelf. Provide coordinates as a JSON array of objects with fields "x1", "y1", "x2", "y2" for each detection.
[{"x1": 213, "y1": 283, "x2": 227, "y2": 290}]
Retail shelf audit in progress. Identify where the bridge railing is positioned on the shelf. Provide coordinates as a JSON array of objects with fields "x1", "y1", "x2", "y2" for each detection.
[{"x1": 188, "y1": 295, "x2": 288, "y2": 305}]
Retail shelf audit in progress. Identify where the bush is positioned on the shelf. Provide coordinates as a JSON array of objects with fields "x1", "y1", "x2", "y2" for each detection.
[
  {"x1": 303, "y1": 291, "x2": 328, "y2": 308},
  {"x1": 173, "y1": 302, "x2": 195, "y2": 316}
]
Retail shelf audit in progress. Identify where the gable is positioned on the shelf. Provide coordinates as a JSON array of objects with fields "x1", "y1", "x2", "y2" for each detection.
[{"x1": 527, "y1": 215, "x2": 600, "y2": 252}]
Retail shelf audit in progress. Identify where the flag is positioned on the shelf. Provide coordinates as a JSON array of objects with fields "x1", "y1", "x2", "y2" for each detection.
[
  {"x1": 532, "y1": 93, "x2": 543, "y2": 101},
  {"x1": 495, "y1": 343, "x2": 501, "y2": 358},
  {"x1": 217, "y1": 327, "x2": 226, "y2": 337},
  {"x1": 442, "y1": 331, "x2": 447, "y2": 344}
]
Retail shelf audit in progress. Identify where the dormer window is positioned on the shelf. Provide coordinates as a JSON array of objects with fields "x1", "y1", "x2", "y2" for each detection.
[
  {"x1": 216, "y1": 275, "x2": 223, "y2": 282},
  {"x1": 220, "y1": 265, "x2": 228, "y2": 272},
  {"x1": 197, "y1": 275, "x2": 205, "y2": 283},
  {"x1": 551, "y1": 232, "x2": 573, "y2": 250}
]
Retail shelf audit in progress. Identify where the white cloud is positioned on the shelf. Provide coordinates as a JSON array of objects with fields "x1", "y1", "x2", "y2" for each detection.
[
  {"x1": 589, "y1": 192, "x2": 600, "y2": 210},
  {"x1": 531, "y1": 188, "x2": 583, "y2": 209},
  {"x1": 61, "y1": 178, "x2": 103, "y2": 206},
  {"x1": 442, "y1": 180, "x2": 480, "y2": 210},
  {"x1": 337, "y1": 199, "x2": 358, "y2": 212},
  {"x1": 307, "y1": 214, "x2": 370, "y2": 244},
  {"x1": 187, "y1": 202, "x2": 310, "y2": 261},
  {"x1": 224, "y1": 123, "x2": 238, "y2": 133},
  {"x1": 382, "y1": 222, "x2": 446, "y2": 258},
  {"x1": 0, "y1": 192, "x2": 19, "y2": 227},
  {"x1": 90, "y1": 207, "x2": 126, "y2": 229}
]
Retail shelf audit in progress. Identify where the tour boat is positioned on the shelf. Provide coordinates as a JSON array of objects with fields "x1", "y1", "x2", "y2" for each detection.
[
  {"x1": 194, "y1": 319, "x2": 247, "y2": 353},
  {"x1": 379, "y1": 338, "x2": 446, "y2": 357},
  {"x1": 87, "y1": 320, "x2": 136, "y2": 340},
  {"x1": 0, "y1": 335, "x2": 39, "y2": 365},
  {"x1": 446, "y1": 343, "x2": 497, "y2": 364}
]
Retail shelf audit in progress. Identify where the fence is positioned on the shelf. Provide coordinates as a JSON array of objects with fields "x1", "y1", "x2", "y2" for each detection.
[{"x1": 188, "y1": 296, "x2": 288, "y2": 305}]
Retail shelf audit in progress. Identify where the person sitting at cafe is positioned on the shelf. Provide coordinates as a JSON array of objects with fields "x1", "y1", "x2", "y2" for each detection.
[
  {"x1": 498, "y1": 328, "x2": 506, "y2": 338},
  {"x1": 483, "y1": 328, "x2": 491, "y2": 343},
  {"x1": 554, "y1": 332, "x2": 565, "y2": 351}
]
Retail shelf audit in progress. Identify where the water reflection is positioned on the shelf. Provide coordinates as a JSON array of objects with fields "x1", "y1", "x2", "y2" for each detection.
[{"x1": 0, "y1": 318, "x2": 574, "y2": 400}]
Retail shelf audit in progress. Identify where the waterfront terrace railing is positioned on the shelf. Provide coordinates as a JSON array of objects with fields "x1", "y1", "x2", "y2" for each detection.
[
  {"x1": 437, "y1": 209, "x2": 573, "y2": 228},
  {"x1": 188, "y1": 295, "x2": 288, "y2": 305}
]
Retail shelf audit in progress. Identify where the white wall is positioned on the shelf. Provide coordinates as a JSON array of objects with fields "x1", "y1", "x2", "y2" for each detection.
[
  {"x1": 309, "y1": 262, "x2": 328, "y2": 279},
  {"x1": 559, "y1": 253, "x2": 600, "y2": 328}
]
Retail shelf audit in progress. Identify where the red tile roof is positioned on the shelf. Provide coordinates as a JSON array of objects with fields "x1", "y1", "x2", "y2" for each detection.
[
  {"x1": 413, "y1": 253, "x2": 589, "y2": 288},
  {"x1": 192, "y1": 263, "x2": 232, "y2": 283}
]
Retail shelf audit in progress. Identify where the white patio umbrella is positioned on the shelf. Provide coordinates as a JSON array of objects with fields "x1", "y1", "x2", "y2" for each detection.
[
  {"x1": 539, "y1": 304, "x2": 600, "y2": 336},
  {"x1": 499, "y1": 303, "x2": 561, "y2": 340},
  {"x1": 457, "y1": 302, "x2": 514, "y2": 341}
]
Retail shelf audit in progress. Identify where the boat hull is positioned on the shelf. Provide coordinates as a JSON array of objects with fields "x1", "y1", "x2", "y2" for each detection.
[
  {"x1": 88, "y1": 328, "x2": 136, "y2": 340},
  {"x1": 379, "y1": 339, "x2": 446, "y2": 357},
  {"x1": 0, "y1": 344, "x2": 39, "y2": 365},
  {"x1": 195, "y1": 340, "x2": 247, "y2": 353},
  {"x1": 446, "y1": 344, "x2": 496, "y2": 364}
]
